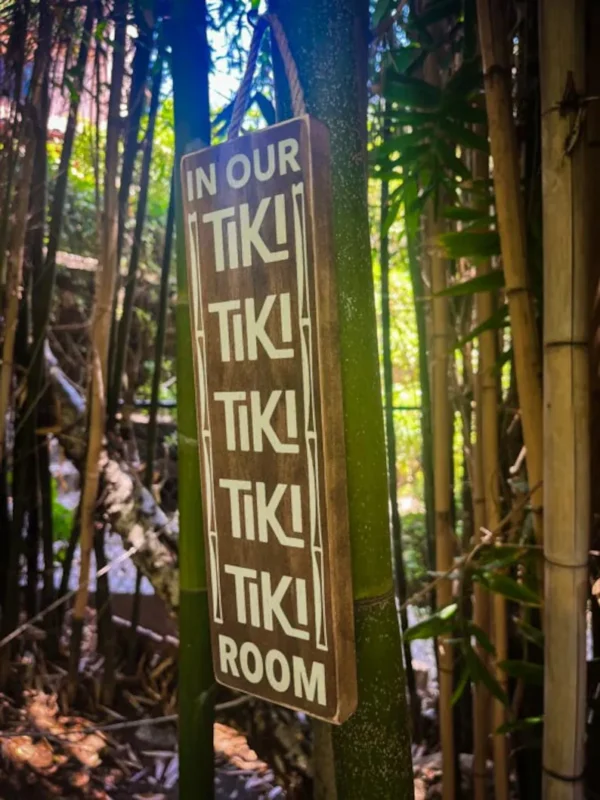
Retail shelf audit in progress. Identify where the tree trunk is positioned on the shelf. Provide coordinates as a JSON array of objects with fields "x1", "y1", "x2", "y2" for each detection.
[
  {"x1": 69, "y1": 0, "x2": 127, "y2": 692},
  {"x1": 540, "y1": 1, "x2": 588, "y2": 797},
  {"x1": 271, "y1": 1, "x2": 413, "y2": 796},
  {"x1": 170, "y1": 1, "x2": 214, "y2": 797}
]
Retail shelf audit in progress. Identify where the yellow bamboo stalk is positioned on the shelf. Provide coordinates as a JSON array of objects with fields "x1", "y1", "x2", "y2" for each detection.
[
  {"x1": 471, "y1": 355, "x2": 489, "y2": 800},
  {"x1": 0, "y1": 13, "x2": 51, "y2": 462},
  {"x1": 539, "y1": 0, "x2": 588, "y2": 797},
  {"x1": 70, "y1": 0, "x2": 127, "y2": 682},
  {"x1": 426, "y1": 200, "x2": 456, "y2": 800},
  {"x1": 476, "y1": 0, "x2": 543, "y2": 553},
  {"x1": 472, "y1": 145, "x2": 507, "y2": 799}
]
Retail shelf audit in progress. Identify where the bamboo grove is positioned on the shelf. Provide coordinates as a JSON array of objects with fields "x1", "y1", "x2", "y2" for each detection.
[{"x1": 0, "y1": 0, "x2": 597, "y2": 798}]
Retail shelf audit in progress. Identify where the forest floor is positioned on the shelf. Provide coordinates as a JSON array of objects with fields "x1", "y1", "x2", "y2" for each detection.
[{"x1": 0, "y1": 443, "x2": 489, "y2": 798}]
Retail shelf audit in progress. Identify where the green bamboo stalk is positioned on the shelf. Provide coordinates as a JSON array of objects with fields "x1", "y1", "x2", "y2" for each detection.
[
  {"x1": 108, "y1": 54, "x2": 163, "y2": 425},
  {"x1": 129, "y1": 174, "x2": 175, "y2": 665},
  {"x1": 144, "y1": 174, "x2": 175, "y2": 490},
  {"x1": 379, "y1": 127, "x2": 419, "y2": 737},
  {"x1": 170, "y1": 2, "x2": 214, "y2": 797},
  {"x1": 271, "y1": 1, "x2": 413, "y2": 795},
  {"x1": 404, "y1": 180, "x2": 435, "y2": 583}
]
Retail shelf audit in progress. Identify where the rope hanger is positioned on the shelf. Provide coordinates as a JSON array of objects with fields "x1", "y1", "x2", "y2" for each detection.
[{"x1": 228, "y1": 14, "x2": 307, "y2": 140}]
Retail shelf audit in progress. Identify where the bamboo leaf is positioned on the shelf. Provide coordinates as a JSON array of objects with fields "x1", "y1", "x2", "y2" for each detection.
[
  {"x1": 497, "y1": 716, "x2": 543, "y2": 736},
  {"x1": 253, "y1": 92, "x2": 276, "y2": 126},
  {"x1": 373, "y1": 0, "x2": 393, "y2": 27},
  {"x1": 417, "y1": 0, "x2": 462, "y2": 26},
  {"x1": 498, "y1": 660, "x2": 544, "y2": 685},
  {"x1": 439, "y1": 230, "x2": 501, "y2": 260},
  {"x1": 385, "y1": 75, "x2": 442, "y2": 109},
  {"x1": 443, "y1": 206, "x2": 489, "y2": 222},
  {"x1": 407, "y1": 183, "x2": 436, "y2": 214},
  {"x1": 444, "y1": 57, "x2": 483, "y2": 98},
  {"x1": 515, "y1": 617, "x2": 544, "y2": 648},
  {"x1": 456, "y1": 304, "x2": 508, "y2": 347},
  {"x1": 452, "y1": 665, "x2": 470, "y2": 705},
  {"x1": 405, "y1": 603, "x2": 457, "y2": 641},
  {"x1": 477, "y1": 573, "x2": 541, "y2": 607},
  {"x1": 382, "y1": 195, "x2": 403, "y2": 237},
  {"x1": 437, "y1": 118, "x2": 489, "y2": 152},
  {"x1": 468, "y1": 621, "x2": 496, "y2": 656},
  {"x1": 465, "y1": 646, "x2": 508, "y2": 706},
  {"x1": 446, "y1": 102, "x2": 488, "y2": 125},
  {"x1": 434, "y1": 140, "x2": 471, "y2": 180},
  {"x1": 437, "y1": 269, "x2": 504, "y2": 297}
]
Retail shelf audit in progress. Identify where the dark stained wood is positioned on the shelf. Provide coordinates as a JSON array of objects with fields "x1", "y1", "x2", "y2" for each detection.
[{"x1": 180, "y1": 116, "x2": 357, "y2": 723}]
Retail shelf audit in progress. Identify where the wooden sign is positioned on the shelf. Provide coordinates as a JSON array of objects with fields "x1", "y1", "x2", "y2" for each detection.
[{"x1": 180, "y1": 116, "x2": 357, "y2": 723}]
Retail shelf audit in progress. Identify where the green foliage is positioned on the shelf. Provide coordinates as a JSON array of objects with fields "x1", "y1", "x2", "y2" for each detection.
[{"x1": 51, "y1": 477, "x2": 74, "y2": 543}]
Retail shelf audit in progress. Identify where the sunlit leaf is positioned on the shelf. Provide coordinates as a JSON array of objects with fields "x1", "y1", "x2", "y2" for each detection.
[{"x1": 405, "y1": 603, "x2": 457, "y2": 641}]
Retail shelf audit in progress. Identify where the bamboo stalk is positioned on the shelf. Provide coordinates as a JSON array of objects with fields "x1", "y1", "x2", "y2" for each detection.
[
  {"x1": 476, "y1": 0, "x2": 543, "y2": 552},
  {"x1": 405, "y1": 181, "x2": 436, "y2": 585},
  {"x1": 471, "y1": 351, "x2": 489, "y2": 800},
  {"x1": 170, "y1": 1, "x2": 214, "y2": 796},
  {"x1": 69, "y1": 0, "x2": 127, "y2": 693},
  {"x1": 0, "y1": 0, "x2": 52, "y2": 465},
  {"x1": 108, "y1": 53, "x2": 163, "y2": 424},
  {"x1": 272, "y1": 1, "x2": 414, "y2": 795},
  {"x1": 539, "y1": 1, "x2": 588, "y2": 797},
  {"x1": 379, "y1": 126, "x2": 420, "y2": 737},
  {"x1": 422, "y1": 42, "x2": 456, "y2": 794},
  {"x1": 471, "y1": 144, "x2": 507, "y2": 797},
  {"x1": 427, "y1": 196, "x2": 456, "y2": 800}
]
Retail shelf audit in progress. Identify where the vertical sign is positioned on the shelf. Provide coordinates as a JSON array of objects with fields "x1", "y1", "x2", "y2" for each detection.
[{"x1": 181, "y1": 116, "x2": 357, "y2": 723}]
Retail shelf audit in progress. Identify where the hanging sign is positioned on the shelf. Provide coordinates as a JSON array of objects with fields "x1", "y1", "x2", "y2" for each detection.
[{"x1": 181, "y1": 116, "x2": 357, "y2": 723}]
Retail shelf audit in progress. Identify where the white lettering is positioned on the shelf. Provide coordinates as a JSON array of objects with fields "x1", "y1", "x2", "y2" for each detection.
[
  {"x1": 240, "y1": 642, "x2": 264, "y2": 684},
  {"x1": 195, "y1": 163, "x2": 217, "y2": 198},
  {"x1": 261, "y1": 571, "x2": 309, "y2": 640},
  {"x1": 245, "y1": 294, "x2": 294, "y2": 361},
  {"x1": 218, "y1": 636, "x2": 327, "y2": 707},
  {"x1": 202, "y1": 207, "x2": 235, "y2": 272},
  {"x1": 240, "y1": 198, "x2": 289, "y2": 266},
  {"x1": 219, "y1": 635, "x2": 240, "y2": 677},
  {"x1": 253, "y1": 144, "x2": 276, "y2": 182},
  {"x1": 265, "y1": 649, "x2": 291, "y2": 693},
  {"x1": 278, "y1": 138, "x2": 301, "y2": 175},
  {"x1": 256, "y1": 482, "x2": 303, "y2": 548},
  {"x1": 226, "y1": 153, "x2": 252, "y2": 189},
  {"x1": 293, "y1": 656, "x2": 326, "y2": 706}
]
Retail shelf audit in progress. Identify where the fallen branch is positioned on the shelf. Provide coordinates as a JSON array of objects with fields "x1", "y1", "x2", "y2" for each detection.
[{"x1": 45, "y1": 343, "x2": 180, "y2": 613}]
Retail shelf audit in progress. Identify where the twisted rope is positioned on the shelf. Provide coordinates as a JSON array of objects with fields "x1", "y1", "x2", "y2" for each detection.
[{"x1": 228, "y1": 13, "x2": 306, "y2": 140}]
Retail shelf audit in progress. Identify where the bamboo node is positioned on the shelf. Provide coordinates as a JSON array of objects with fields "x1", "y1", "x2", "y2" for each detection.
[{"x1": 543, "y1": 764, "x2": 584, "y2": 784}]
